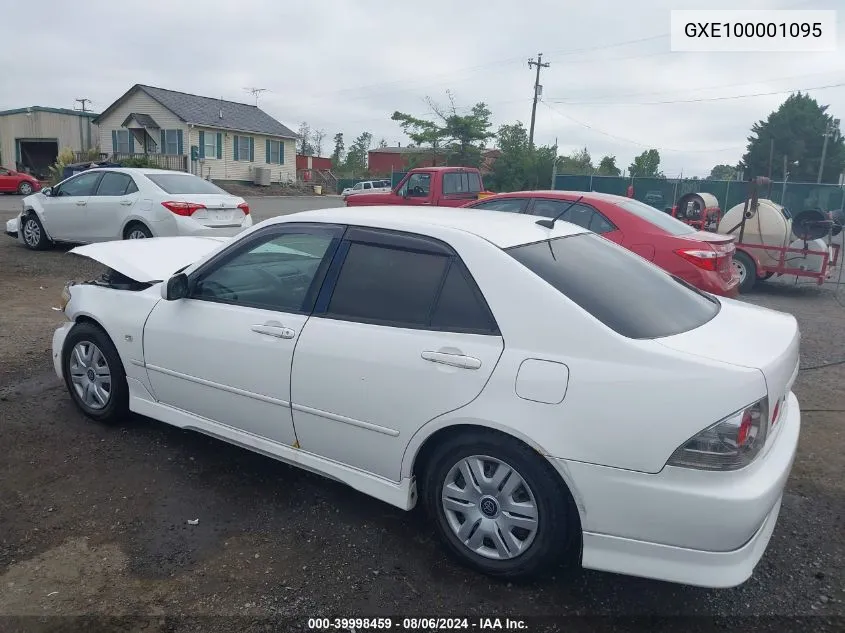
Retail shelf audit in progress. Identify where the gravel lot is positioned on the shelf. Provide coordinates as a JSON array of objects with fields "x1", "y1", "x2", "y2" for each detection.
[{"x1": 0, "y1": 194, "x2": 843, "y2": 632}]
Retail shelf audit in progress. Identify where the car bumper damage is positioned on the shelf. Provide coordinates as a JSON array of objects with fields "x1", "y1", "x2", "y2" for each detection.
[
  {"x1": 5, "y1": 216, "x2": 19, "y2": 239},
  {"x1": 555, "y1": 391, "x2": 800, "y2": 588}
]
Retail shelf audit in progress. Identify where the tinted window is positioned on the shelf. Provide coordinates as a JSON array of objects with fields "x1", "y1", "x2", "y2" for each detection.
[
  {"x1": 430, "y1": 262, "x2": 498, "y2": 333},
  {"x1": 401, "y1": 173, "x2": 432, "y2": 198},
  {"x1": 589, "y1": 212, "x2": 615, "y2": 233},
  {"x1": 95, "y1": 172, "x2": 134, "y2": 196},
  {"x1": 146, "y1": 174, "x2": 227, "y2": 195},
  {"x1": 615, "y1": 198, "x2": 696, "y2": 236},
  {"x1": 443, "y1": 172, "x2": 482, "y2": 195},
  {"x1": 328, "y1": 243, "x2": 449, "y2": 327},
  {"x1": 57, "y1": 172, "x2": 102, "y2": 197},
  {"x1": 532, "y1": 199, "x2": 592, "y2": 228},
  {"x1": 472, "y1": 198, "x2": 528, "y2": 213},
  {"x1": 193, "y1": 232, "x2": 334, "y2": 312},
  {"x1": 507, "y1": 234, "x2": 719, "y2": 339}
]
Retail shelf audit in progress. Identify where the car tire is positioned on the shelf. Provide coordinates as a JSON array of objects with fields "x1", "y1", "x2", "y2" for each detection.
[
  {"x1": 761, "y1": 272, "x2": 775, "y2": 281},
  {"x1": 732, "y1": 250, "x2": 757, "y2": 293},
  {"x1": 17, "y1": 182, "x2": 33, "y2": 195},
  {"x1": 62, "y1": 322, "x2": 129, "y2": 424},
  {"x1": 123, "y1": 223, "x2": 152, "y2": 240},
  {"x1": 421, "y1": 429, "x2": 577, "y2": 579},
  {"x1": 21, "y1": 213, "x2": 51, "y2": 250}
]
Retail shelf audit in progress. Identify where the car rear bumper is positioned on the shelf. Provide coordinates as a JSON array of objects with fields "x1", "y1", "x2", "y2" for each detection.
[
  {"x1": 171, "y1": 214, "x2": 253, "y2": 238},
  {"x1": 691, "y1": 269, "x2": 739, "y2": 298},
  {"x1": 556, "y1": 390, "x2": 800, "y2": 587}
]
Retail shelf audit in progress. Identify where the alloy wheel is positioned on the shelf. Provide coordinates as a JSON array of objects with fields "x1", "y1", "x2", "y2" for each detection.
[
  {"x1": 68, "y1": 341, "x2": 112, "y2": 410},
  {"x1": 127, "y1": 229, "x2": 148, "y2": 239},
  {"x1": 22, "y1": 218, "x2": 40, "y2": 247}
]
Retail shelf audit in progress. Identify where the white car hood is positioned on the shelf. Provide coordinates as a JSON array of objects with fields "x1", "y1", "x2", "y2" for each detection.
[{"x1": 70, "y1": 236, "x2": 230, "y2": 283}]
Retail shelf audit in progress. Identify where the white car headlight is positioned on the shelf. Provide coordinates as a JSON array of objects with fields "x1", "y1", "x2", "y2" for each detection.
[{"x1": 667, "y1": 398, "x2": 768, "y2": 471}]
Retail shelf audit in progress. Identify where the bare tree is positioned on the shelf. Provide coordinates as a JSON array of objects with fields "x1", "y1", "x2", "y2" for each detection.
[{"x1": 312, "y1": 129, "x2": 326, "y2": 157}]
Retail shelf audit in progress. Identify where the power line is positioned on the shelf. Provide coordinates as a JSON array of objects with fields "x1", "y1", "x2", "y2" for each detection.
[
  {"x1": 547, "y1": 82, "x2": 845, "y2": 106},
  {"x1": 528, "y1": 54, "x2": 550, "y2": 148},
  {"x1": 540, "y1": 100, "x2": 745, "y2": 154}
]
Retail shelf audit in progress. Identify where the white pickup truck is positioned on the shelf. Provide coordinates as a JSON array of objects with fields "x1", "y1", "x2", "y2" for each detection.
[{"x1": 341, "y1": 179, "x2": 392, "y2": 199}]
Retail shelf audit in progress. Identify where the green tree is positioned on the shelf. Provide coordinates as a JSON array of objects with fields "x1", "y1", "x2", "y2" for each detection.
[
  {"x1": 596, "y1": 155, "x2": 621, "y2": 177},
  {"x1": 708, "y1": 164, "x2": 739, "y2": 180},
  {"x1": 558, "y1": 147, "x2": 593, "y2": 175},
  {"x1": 343, "y1": 132, "x2": 372, "y2": 176},
  {"x1": 740, "y1": 92, "x2": 844, "y2": 183},
  {"x1": 391, "y1": 111, "x2": 446, "y2": 164},
  {"x1": 330, "y1": 133, "x2": 344, "y2": 167},
  {"x1": 487, "y1": 122, "x2": 556, "y2": 192},
  {"x1": 628, "y1": 149, "x2": 663, "y2": 178}
]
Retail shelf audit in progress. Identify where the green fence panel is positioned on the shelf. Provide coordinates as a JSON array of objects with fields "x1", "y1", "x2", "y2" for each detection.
[
  {"x1": 552, "y1": 174, "x2": 845, "y2": 213},
  {"x1": 392, "y1": 171, "x2": 408, "y2": 188}
]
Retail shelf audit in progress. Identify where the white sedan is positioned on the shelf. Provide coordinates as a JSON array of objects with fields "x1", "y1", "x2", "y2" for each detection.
[
  {"x1": 5, "y1": 167, "x2": 252, "y2": 250},
  {"x1": 50, "y1": 206, "x2": 800, "y2": 586}
]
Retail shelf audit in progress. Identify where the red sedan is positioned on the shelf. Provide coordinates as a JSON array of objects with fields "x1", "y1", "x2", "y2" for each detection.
[
  {"x1": 464, "y1": 191, "x2": 739, "y2": 297},
  {"x1": 0, "y1": 167, "x2": 42, "y2": 195}
]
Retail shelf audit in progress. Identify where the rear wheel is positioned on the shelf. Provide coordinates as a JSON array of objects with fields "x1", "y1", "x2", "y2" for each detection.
[
  {"x1": 124, "y1": 222, "x2": 152, "y2": 240},
  {"x1": 732, "y1": 250, "x2": 757, "y2": 293},
  {"x1": 17, "y1": 181, "x2": 33, "y2": 195},
  {"x1": 421, "y1": 430, "x2": 577, "y2": 579}
]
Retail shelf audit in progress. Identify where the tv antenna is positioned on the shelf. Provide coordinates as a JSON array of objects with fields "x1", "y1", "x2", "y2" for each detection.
[
  {"x1": 244, "y1": 87, "x2": 269, "y2": 106},
  {"x1": 74, "y1": 98, "x2": 92, "y2": 112}
]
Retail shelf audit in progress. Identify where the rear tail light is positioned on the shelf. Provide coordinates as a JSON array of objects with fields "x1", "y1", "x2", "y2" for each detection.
[
  {"x1": 162, "y1": 201, "x2": 206, "y2": 216},
  {"x1": 237, "y1": 202, "x2": 250, "y2": 215},
  {"x1": 675, "y1": 248, "x2": 722, "y2": 271},
  {"x1": 667, "y1": 398, "x2": 768, "y2": 471}
]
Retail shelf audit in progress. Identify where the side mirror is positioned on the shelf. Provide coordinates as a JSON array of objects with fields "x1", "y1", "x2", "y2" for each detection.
[
  {"x1": 161, "y1": 273, "x2": 189, "y2": 300},
  {"x1": 42, "y1": 187, "x2": 52, "y2": 197}
]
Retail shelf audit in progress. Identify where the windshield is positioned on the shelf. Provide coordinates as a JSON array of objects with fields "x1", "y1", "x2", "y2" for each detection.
[
  {"x1": 507, "y1": 233, "x2": 719, "y2": 339},
  {"x1": 615, "y1": 198, "x2": 697, "y2": 236},
  {"x1": 146, "y1": 174, "x2": 228, "y2": 195}
]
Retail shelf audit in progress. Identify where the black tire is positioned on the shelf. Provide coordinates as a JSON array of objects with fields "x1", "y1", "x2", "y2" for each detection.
[
  {"x1": 123, "y1": 222, "x2": 153, "y2": 239},
  {"x1": 21, "y1": 213, "x2": 51, "y2": 250},
  {"x1": 733, "y1": 250, "x2": 757, "y2": 293},
  {"x1": 761, "y1": 272, "x2": 775, "y2": 281},
  {"x1": 421, "y1": 429, "x2": 577, "y2": 579},
  {"x1": 62, "y1": 322, "x2": 129, "y2": 424},
  {"x1": 17, "y1": 181, "x2": 34, "y2": 196}
]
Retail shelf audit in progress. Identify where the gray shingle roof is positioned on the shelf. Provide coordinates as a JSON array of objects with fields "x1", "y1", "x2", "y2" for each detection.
[
  {"x1": 122, "y1": 113, "x2": 160, "y2": 128},
  {"x1": 95, "y1": 84, "x2": 297, "y2": 139}
]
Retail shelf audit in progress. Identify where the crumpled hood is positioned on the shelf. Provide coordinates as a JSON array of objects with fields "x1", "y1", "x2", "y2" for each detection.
[{"x1": 70, "y1": 236, "x2": 230, "y2": 283}]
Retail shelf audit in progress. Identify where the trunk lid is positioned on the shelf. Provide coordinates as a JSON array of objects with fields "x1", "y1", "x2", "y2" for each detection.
[
  {"x1": 656, "y1": 298, "x2": 800, "y2": 435},
  {"x1": 165, "y1": 194, "x2": 246, "y2": 227},
  {"x1": 70, "y1": 236, "x2": 230, "y2": 283},
  {"x1": 676, "y1": 231, "x2": 737, "y2": 282}
]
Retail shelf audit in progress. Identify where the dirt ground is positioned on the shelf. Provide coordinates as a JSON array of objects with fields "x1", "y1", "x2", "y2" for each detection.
[{"x1": 0, "y1": 222, "x2": 843, "y2": 633}]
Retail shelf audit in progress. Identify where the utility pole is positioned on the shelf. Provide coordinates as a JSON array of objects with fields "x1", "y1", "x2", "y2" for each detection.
[
  {"x1": 817, "y1": 117, "x2": 841, "y2": 183},
  {"x1": 74, "y1": 98, "x2": 91, "y2": 112},
  {"x1": 767, "y1": 138, "x2": 774, "y2": 180},
  {"x1": 527, "y1": 53, "x2": 550, "y2": 149},
  {"x1": 244, "y1": 87, "x2": 269, "y2": 106}
]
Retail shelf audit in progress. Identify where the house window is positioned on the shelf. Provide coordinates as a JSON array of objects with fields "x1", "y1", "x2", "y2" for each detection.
[
  {"x1": 204, "y1": 134, "x2": 217, "y2": 159},
  {"x1": 267, "y1": 140, "x2": 284, "y2": 164},
  {"x1": 235, "y1": 135, "x2": 252, "y2": 161},
  {"x1": 115, "y1": 130, "x2": 130, "y2": 153},
  {"x1": 163, "y1": 130, "x2": 179, "y2": 155}
]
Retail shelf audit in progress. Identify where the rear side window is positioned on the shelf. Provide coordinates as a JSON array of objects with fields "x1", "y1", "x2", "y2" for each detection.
[
  {"x1": 471, "y1": 198, "x2": 528, "y2": 213},
  {"x1": 95, "y1": 172, "x2": 135, "y2": 196},
  {"x1": 615, "y1": 198, "x2": 696, "y2": 236},
  {"x1": 507, "y1": 234, "x2": 719, "y2": 339},
  {"x1": 443, "y1": 172, "x2": 482, "y2": 195},
  {"x1": 326, "y1": 242, "x2": 498, "y2": 333},
  {"x1": 146, "y1": 174, "x2": 227, "y2": 195}
]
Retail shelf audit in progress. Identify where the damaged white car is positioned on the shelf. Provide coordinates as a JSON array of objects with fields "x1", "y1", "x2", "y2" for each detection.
[{"x1": 53, "y1": 206, "x2": 800, "y2": 587}]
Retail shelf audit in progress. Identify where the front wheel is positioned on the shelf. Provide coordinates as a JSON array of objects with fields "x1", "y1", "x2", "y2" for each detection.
[
  {"x1": 421, "y1": 430, "x2": 577, "y2": 579},
  {"x1": 17, "y1": 181, "x2": 33, "y2": 195},
  {"x1": 21, "y1": 214, "x2": 51, "y2": 250},
  {"x1": 732, "y1": 251, "x2": 758, "y2": 293}
]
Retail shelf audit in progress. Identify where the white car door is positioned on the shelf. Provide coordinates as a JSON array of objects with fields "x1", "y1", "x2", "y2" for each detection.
[
  {"x1": 41, "y1": 171, "x2": 104, "y2": 241},
  {"x1": 86, "y1": 171, "x2": 140, "y2": 241},
  {"x1": 290, "y1": 227, "x2": 505, "y2": 480},
  {"x1": 142, "y1": 223, "x2": 344, "y2": 446}
]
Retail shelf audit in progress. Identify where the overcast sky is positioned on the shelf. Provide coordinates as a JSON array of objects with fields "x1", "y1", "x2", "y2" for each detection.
[{"x1": 2, "y1": 0, "x2": 843, "y2": 177}]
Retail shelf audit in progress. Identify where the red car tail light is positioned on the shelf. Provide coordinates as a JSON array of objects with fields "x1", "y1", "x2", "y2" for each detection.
[
  {"x1": 161, "y1": 201, "x2": 206, "y2": 216},
  {"x1": 675, "y1": 247, "x2": 722, "y2": 271},
  {"x1": 237, "y1": 202, "x2": 250, "y2": 215}
]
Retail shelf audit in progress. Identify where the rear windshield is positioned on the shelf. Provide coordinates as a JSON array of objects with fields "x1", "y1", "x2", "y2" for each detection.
[
  {"x1": 615, "y1": 198, "x2": 697, "y2": 236},
  {"x1": 507, "y1": 233, "x2": 719, "y2": 339},
  {"x1": 146, "y1": 174, "x2": 228, "y2": 195}
]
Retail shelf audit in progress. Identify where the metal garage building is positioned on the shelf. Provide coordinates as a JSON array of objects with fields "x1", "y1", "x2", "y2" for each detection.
[{"x1": 0, "y1": 107, "x2": 100, "y2": 179}]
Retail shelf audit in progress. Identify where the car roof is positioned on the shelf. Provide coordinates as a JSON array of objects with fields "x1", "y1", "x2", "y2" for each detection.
[
  {"x1": 270, "y1": 206, "x2": 586, "y2": 248},
  {"x1": 483, "y1": 190, "x2": 636, "y2": 206},
  {"x1": 77, "y1": 167, "x2": 198, "y2": 176}
]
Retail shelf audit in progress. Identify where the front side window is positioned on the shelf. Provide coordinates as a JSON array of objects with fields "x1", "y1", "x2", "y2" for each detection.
[
  {"x1": 95, "y1": 172, "x2": 135, "y2": 196},
  {"x1": 115, "y1": 130, "x2": 130, "y2": 153},
  {"x1": 401, "y1": 173, "x2": 431, "y2": 198},
  {"x1": 56, "y1": 171, "x2": 103, "y2": 197},
  {"x1": 507, "y1": 233, "x2": 719, "y2": 339},
  {"x1": 192, "y1": 232, "x2": 335, "y2": 313}
]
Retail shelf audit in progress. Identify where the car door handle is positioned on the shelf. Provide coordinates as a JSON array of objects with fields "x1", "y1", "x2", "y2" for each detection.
[
  {"x1": 251, "y1": 324, "x2": 296, "y2": 339},
  {"x1": 119, "y1": 199, "x2": 133, "y2": 206},
  {"x1": 421, "y1": 351, "x2": 481, "y2": 370},
  {"x1": 75, "y1": 200, "x2": 87, "y2": 206}
]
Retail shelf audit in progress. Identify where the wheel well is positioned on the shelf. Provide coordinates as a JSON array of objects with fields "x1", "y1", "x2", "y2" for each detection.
[
  {"x1": 74, "y1": 315, "x2": 107, "y2": 332},
  {"x1": 123, "y1": 220, "x2": 149, "y2": 238}
]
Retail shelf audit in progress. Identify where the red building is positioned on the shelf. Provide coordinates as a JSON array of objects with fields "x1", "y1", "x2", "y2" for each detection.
[
  {"x1": 367, "y1": 146, "x2": 444, "y2": 175},
  {"x1": 296, "y1": 154, "x2": 333, "y2": 171}
]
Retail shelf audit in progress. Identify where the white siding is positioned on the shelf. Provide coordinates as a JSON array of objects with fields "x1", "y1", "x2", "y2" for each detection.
[
  {"x1": 189, "y1": 127, "x2": 295, "y2": 184},
  {"x1": 96, "y1": 91, "x2": 186, "y2": 156},
  {"x1": 0, "y1": 111, "x2": 99, "y2": 170}
]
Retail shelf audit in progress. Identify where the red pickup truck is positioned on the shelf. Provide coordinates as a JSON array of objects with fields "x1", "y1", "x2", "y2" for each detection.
[{"x1": 344, "y1": 166, "x2": 491, "y2": 207}]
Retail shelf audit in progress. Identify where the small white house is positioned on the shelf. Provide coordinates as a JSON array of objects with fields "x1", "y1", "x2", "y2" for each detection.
[{"x1": 93, "y1": 84, "x2": 297, "y2": 184}]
